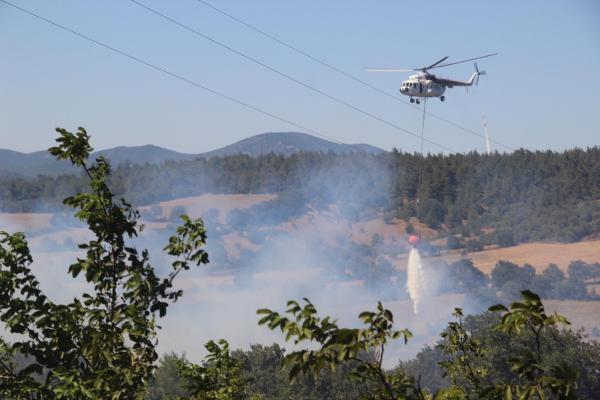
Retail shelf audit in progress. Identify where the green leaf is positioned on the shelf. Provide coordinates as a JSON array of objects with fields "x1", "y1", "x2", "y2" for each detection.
[{"x1": 488, "y1": 304, "x2": 509, "y2": 312}]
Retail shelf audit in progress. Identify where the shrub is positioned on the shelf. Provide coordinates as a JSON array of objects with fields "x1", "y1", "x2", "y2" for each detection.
[
  {"x1": 463, "y1": 238, "x2": 483, "y2": 253},
  {"x1": 446, "y1": 235, "x2": 463, "y2": 250}
]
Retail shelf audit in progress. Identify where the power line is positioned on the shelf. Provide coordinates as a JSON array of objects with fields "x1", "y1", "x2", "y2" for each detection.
[
  {"x1": 0, "y1": 0, "x2": 364, "y2": 154},
  {"x1": 194, "y1": 0, "x2": 514, "y2": 152},
  {"x1": 127, "y1": 0, "x2": 455, "y2": 152}
]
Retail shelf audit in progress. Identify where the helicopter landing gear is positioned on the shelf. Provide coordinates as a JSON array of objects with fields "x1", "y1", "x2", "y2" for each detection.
[
  {"x1": 440, "y1": 96, "x2": 445, "y2": 102},
  {"x1": 416, "y1": 99, "x2": 421, "y2": 105},
  {"x1": 410, "y1": 98, "x2": 415, "y2": 103}
]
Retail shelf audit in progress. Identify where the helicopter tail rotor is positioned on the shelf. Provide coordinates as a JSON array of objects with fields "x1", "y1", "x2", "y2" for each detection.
[{"x1": 474, "y1": 63, "x2": 486, "y2": 86}]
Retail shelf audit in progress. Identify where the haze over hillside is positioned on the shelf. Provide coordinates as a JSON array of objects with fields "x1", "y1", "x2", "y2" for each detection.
[{"x1": 0, "y1": 132, "x2": 383, "y2": 178}]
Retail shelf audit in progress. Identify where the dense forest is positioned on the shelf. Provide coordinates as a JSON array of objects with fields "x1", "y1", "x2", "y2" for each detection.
[{"x1": 2, "y1": 147, "x2": 600, "y2": 243}]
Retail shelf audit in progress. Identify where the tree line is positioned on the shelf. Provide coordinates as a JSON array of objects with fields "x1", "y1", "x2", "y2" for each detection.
[{"x1": 2, "y1": 146, "x2": 599, "y2": 244}]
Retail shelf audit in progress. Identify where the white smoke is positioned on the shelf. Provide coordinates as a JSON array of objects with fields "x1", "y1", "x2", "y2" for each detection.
[{"x1": 0, "y1": 156, "x2": 468, "y2": 367}]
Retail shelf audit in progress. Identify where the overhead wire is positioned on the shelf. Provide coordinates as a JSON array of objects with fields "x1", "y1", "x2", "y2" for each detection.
[
  {"x1": 193, "y1": 0, "x2": 514, "y2": 152},
  {"x1": 127, "y1": 0, "x2": 455, "y2": 153},
  {"x1": 0, "y1": 0, "x2": 365, "y2": 154}
]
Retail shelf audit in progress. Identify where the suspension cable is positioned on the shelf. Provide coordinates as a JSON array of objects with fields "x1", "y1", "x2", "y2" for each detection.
[{"x1": 418, "y1": 99, "x2": 427, "y2": 188}]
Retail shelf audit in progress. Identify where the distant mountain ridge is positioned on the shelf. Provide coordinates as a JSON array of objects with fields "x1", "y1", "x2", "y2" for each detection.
[
  {"x1": 202, "y1": 132, "x2": 382, "y2": 157},
  {"x1": 0, "y1": 132, "x2": 384, "y2": 178}
]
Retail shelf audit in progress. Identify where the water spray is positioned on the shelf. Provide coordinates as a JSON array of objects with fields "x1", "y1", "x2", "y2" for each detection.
[{"x1": 406, "y1": 247, "x2": 425, "y2": 314}]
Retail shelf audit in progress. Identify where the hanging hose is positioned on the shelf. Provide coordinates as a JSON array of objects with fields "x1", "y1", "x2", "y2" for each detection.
[{"x1": 418, "y1": 99, "x2": 427, "y2": 189}]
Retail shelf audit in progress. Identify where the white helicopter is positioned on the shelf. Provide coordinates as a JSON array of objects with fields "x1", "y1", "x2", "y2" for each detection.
[{"x1": 368, "y1": 53, "x2": 497, "y2": 103}]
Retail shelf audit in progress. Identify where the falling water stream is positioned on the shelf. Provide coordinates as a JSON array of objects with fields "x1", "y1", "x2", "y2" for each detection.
[{"x1": 406, "y1": 248, "x2": 425, "y2": 314}]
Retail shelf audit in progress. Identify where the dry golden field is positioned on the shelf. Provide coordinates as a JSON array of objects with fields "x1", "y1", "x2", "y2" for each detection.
[
  {"x1": 438, "y1": 241, "x2": 600, "y2": 274},
  {"x1": 389, "y1": 240, "x2": 600, "y2": 274}
]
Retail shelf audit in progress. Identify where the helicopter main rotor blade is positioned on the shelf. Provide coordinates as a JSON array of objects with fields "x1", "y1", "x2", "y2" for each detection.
[
  {"x1": 366, "y1": 68, "x2": 414, "y2": 72},
  {"x1": 422, "y1": 56, "x2": 449, "y2": 70},
  {"x1": 428, "y1": 53, "x2": 498, "y2": 70}
]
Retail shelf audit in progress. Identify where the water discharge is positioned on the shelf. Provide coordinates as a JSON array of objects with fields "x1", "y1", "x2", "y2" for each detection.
[{"x1": 406, "y1": 247, "x2": 425, "y2": 314}]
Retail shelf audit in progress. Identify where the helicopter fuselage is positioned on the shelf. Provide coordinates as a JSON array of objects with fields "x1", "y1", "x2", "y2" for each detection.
[
  {"x1": 399, "y1": 70, "x2": 480, "y2": 103},
  {"x1": 399, "y1": 74, "x2": 446, "y2": 99}
]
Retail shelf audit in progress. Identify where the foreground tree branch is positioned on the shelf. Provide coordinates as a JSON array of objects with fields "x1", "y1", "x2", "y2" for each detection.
[{"x1": 0, "y1": 127, "x2": 209, "y2": 399}]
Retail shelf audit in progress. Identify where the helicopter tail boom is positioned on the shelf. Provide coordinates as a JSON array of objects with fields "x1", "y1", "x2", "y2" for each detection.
[{"x1": 435, "y1": 63, "x2": 486, "y2": 87}]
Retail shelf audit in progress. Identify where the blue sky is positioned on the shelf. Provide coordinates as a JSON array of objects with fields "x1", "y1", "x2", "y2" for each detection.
[{"x1": 1, "y1": 0, "x2": 599, "y2": 154}]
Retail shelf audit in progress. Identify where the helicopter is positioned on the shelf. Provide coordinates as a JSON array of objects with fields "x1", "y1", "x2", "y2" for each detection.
[{"x1": 367, "y1": 53, "x2": 497, "y2": 103}]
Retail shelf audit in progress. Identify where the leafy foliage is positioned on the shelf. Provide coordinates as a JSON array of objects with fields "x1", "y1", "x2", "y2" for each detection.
[
  {"x1": 254, "y1": 292, "x2": 592, "y2": 400},
  {"x1": 147, "y1": 343, "x2": 373, "y2": 400},
  {"x1": 487, "y1": 290, "x2": 577, "y2": 399},
  {"x1": 145, "y1": 353, "x2": 190, "y2": 400},
  {"x1": 418, "y1": 291, "x2": 580, "y2": 399},
  {"x1": 140, "y1": 291, "x2": 600, "y2": 399},
  {"x1": 177, "y1": 339, "x2": 250, "y2": 400},
  {"x1": 0, "y1": 127, "x2": 209, "y2": 398},
  {"x1": 437, "y1": 308, "x2": 488, "y2": 397},
  {"x1": 257, "y1": 299, "x2": 419, "y2": 400}
]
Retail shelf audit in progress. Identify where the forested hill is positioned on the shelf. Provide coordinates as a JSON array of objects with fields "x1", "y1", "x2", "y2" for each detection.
[
  {"x1": 201, "y1": 132, "x2": 383, "y2": 157},
  {"x1": 2, "y1": 147, "x2": 599, "y2": 243}
]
